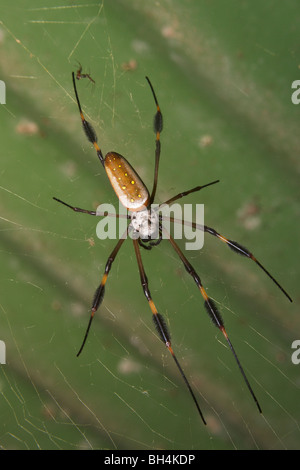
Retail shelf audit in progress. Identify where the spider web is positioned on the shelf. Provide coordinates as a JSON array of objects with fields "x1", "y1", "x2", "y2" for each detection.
[{"x1": 0, "y1": 0, "x2": 299, "y2": 450}]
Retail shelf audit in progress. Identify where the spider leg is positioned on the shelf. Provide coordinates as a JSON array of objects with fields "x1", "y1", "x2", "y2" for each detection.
[
  {"x1": 204, "y1": 225, "x2": 292, "y2": 302},
  {"x1": 159, "y1": 179, "x2": 219, "y2": 206},
  {"x1": 53, "y1": 197, "x2": 97, "y2": 215},
  {"x1": 146, "y1": 77, "x2": 163, "y2": 205},
  {"x1": 53, "y1": 197, "x2": 131, "y2": 221},
  {"x1": 77, "y1": 234, "x2": 127, "y2": 357},
  {"x1": 164, "y1": 216, "x2": 292, "y2": 303},
  {"x1": 166, "y1": 231, "x2": 262, "y2": 414},
  {"x1": 133, "y1": 238, "x2": 206, "y2": 424},
  {"x1": 72, "y1": 71, "x2": 104, "y2": 166}
]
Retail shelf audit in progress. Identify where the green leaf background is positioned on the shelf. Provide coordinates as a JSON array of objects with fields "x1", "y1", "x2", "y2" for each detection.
[{"x1": 0, "y1": 0, "x2": 299, "y2": 450}]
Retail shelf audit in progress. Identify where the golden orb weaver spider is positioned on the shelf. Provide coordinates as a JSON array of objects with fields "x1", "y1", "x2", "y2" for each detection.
[{"x1": 54, "y1": 72, "x2": 292, "y2": 425}]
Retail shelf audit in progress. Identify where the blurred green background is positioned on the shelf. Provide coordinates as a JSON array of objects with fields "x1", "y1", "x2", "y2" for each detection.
[{"x1": 0, "y1": 0, "x2": 299, "y2": 450}]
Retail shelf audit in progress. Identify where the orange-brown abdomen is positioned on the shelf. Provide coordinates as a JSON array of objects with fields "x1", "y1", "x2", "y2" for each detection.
[{"x1": 104, "y1": 152, "x2": 150, "y2": 211}]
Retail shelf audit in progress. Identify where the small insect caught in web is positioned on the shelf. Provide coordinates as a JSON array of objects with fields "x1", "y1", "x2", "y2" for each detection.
[{"x1": 75, "y1": 61, "x2": 95, "y2": 85}]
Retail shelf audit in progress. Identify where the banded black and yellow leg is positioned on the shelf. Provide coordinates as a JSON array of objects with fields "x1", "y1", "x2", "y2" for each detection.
[
  {"x1": 72, "y1": 72, "x2": 105, "y2": 166},
  {"x1": 146, "y1": 77, "x2": 163, "y2": 205},
  {"x1": 77, "y1": 235, "x2": 127, "y2": 357},
  {"x1": 167, "y1": 232, "x2": 262, "y2": 414},
  {"x1": 133, "y1": 238, "x2": 206, "y2": 424},
  {"x1": 203, "y1": 225, "x2": 292, "y2": 303},
  {"x1": 166, "y1": 216, "x2": 292, "y2": 303}
]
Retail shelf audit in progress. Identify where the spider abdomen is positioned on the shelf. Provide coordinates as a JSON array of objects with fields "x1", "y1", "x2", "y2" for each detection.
[{"x1": 104, "y1": 152, "x2": 150, "y2": 211}]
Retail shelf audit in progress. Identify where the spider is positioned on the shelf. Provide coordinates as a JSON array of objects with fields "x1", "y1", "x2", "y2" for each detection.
[
  {"x1": 54, "y1": 72, "x2": 292, "y2": 425},
  {"x1": 76, "y1": 62, "x2": 95, "y2": 85}
]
